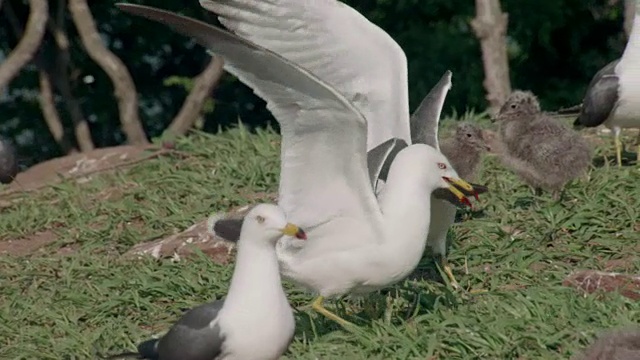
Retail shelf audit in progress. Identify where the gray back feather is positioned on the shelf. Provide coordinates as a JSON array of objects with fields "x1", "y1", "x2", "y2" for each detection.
[
  {"x1": 157, "y1": 299, "x2": 225, "y2": 360},
  {"x1": 575, "y1": 59, "x2": 620, "y2": 128}
]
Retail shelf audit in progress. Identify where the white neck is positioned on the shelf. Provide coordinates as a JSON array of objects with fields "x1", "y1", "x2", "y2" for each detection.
[
  {"x1": 224, "y1": 239, "x2": 284, "y2": 309},
  {"x1": 378, "y1": 149, "x2": 434, "y2": 258}
]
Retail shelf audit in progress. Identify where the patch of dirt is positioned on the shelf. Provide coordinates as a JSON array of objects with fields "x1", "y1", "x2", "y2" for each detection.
[
  {"x1": 0, "y1": 144, "x2": 168, "y2": 198},
  {"x1": 123, "y1": 202, "x2": 251, "y2": 264},
  {"x1": 0, "y1": 230, "x2": 57, "y2": 256},
  {"x1": 0, "y1": 144, "x2": 178, "y2": 256},
  {"x1": 123, "y1": 217, "x2": 236, "y2": 264},
  {"x1": 122, "y1": 199, "x2": 277, "y2": 264},
  {"x1": 563, "y1": 270, "x2": 640, "y2": 300}
]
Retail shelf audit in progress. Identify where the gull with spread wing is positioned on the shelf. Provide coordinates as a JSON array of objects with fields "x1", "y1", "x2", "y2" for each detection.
[{"x1": 117, "y1": 0, "x2": 480, "y2": 328}]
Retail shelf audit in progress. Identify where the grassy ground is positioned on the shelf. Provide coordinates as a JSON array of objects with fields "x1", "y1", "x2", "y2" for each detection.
[{"x1": 0, "y1": 120, "x2": 639, "y2": 360}]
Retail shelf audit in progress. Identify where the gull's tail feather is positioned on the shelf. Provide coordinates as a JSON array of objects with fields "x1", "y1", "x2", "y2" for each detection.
[
  {"x1": 136, "y1": 339, "x2": 160, "y2": 359},
  {"x1": 211, "y1": 217, "x2": 244, "y2": 243},
  {"x1": 99, "y1": 338, "x2": 159, "y2": 359}
]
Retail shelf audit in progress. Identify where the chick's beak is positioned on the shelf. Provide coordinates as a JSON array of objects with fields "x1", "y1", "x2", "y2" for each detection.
[{"x1": 281, "y1": 223, "x2": 307, "y2": 240}]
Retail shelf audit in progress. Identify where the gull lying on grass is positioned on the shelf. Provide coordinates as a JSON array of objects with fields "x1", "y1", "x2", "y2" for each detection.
[
  {"x1": 117, "y1": 0, "x2": 480, "y2": 328},
  {"x1": 104, "y1": 204, "x2": 306, "y2": 360}
]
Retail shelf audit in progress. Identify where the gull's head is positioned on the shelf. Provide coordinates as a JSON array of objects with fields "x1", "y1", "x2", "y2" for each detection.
[
  {"x1": 494, "y1": 90, "x2": 540, "y2": 122},
  {"x1": 425, "y1": 149, "x2": 477, "y2": 207},
  {"x1": 241, "y1": 204, "x2": 307, "y2": 246}
]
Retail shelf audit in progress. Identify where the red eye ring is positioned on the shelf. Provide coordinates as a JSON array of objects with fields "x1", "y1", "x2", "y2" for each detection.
[{"x1": 437, "y1": 162, "x2": 447, "y2": 169}]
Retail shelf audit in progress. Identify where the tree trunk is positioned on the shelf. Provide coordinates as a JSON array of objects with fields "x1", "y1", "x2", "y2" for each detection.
[
  {"x1": 0, "y1": 0, "x2": 47, "y2": 90},
  {"x1": 67, "y1": 0, "x2": 149, "y2": 145},
  {"x1": 48, "y1": 0, "x2": 94, "y2": 152},
  {"x1": 166, "y1": 56, "x2": 225, "y2": 137},
  {"x1": 38, "y1": 70, "x2": 77, "y2": 154},
  {"x1": 624, "y1": 0, "x2": 636, "y2": 39},
  {"x1": 470, "y1": 0, "x2": 512, "y2": 115}
]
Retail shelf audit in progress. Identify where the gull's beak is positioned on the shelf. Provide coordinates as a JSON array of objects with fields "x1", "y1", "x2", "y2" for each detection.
[
  {"x1": 460, "y1": 182, "x2": 488, "y2": 198},
  {"x1": 281, "y1": 223, "x2": 307, "y2": 240},
  {"x1": 432, "y1": 177, "x2": 478, "y2": 207}
]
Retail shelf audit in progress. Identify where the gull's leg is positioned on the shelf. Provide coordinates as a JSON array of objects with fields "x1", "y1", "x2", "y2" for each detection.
[
  {"x1": 614, "y1": 127, "x2": 623, "y2": 167},
  {"x1": 436, "y1": 254, "x2": 461, "y2": 290},
  {"x1": 437, "y1": 254, "x2": 487, "y2": 294},
  {"x1": 311, "y1": 296, "x2": 355, "y2": 328}
]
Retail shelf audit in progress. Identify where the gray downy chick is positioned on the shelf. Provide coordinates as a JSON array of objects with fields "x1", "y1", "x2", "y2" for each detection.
[
  {"x1": 0, "y1": 136, "x2": 18, "y2": 184},
  {"x1": 574, "y1": 327, "x2": 640, "y2": 360},
  {"x1": 439, "y1": 122, "x2": 490, "y2": 181},
  {"x1": 494, "y1": 90, "x2": 592, "y2": 198}
]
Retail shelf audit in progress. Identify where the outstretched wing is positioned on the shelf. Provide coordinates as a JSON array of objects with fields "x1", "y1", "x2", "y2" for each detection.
[
  {"x1": 117, "y1": 4, "x2": 382, "y2": 230},
  {"x1": 409, "y1": 70, "x2": 453, "y2": 150},
  {"x1": 201, "y1": 0, "x2": 411, "y2": 150}
]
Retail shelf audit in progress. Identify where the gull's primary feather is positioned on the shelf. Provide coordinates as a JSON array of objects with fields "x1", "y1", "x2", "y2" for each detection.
[{"x1": 201, "y1": 0, "x2": 411, "y2": 150}]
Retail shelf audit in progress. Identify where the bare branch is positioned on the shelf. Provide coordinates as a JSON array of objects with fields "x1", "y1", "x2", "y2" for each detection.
[
  {"x1": 49, "y1": 0, "x2": 95, "y2": 152},
  {"x1": 68, "y1": 0, "x2": 149, "y2": 145},
  {"x1": 166, "y1": 56, "x2": 225, "y2": 137},
  {"x1": 38, "y1": 70, "x2": 77, "y2": 154},
  {"x1": 0, "y1": 0, "x2": 48, "y2": 90},
  {"x1": 624, "y1": 0, "x2": 636, "y2": 39},
  {"x1": 470, "y1": 0, "x2": 512, "y2": 115}
]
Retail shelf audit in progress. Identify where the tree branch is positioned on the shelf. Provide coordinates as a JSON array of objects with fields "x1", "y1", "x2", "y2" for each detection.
[
  {"x1": 68, "y1": 0, "x2": 149, "y2": 145},
  {"x1": 0, "y1": 0, "x2": 48, "y2": 90},
  {"x1": 166, "y1": 56, "x2": 225, "y2": 137},
  {"x1": 624, "y1": 0, "x2": 636, "y2": 39},
  {"x1": 48, "y1": 0, "x2": 94, "y2": 152},
  {"x1": 38, "y1": 70, "x2": 76, "y2": 154},
  {"x1": 470, "y1": 0, "x2": 512, "y2": 114}
]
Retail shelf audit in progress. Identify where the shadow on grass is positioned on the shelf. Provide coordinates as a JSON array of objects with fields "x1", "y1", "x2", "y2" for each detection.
[{"x1": 591, "y1": 151, "x2": 637, "y2": 168}]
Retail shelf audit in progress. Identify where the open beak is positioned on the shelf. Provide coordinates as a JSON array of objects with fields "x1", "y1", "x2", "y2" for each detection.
[
  {"x1": 281, "y1": 223, "x2": 307, "y2": 240},
  {"x1": 460, "y1": 182, "x2": 489, "y2": 197},
  {"x1": 432, "y1": 177, "x2": 479, "y2": 207}
]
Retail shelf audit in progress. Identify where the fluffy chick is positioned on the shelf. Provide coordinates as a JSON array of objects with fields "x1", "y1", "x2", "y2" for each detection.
[
  {"x1": 439, "y1": 122, "x2": 489, "y2": 181},
  {"x1": 574, "y1": 327, "x2": 640, "y2": 360},
  {"x1": 494, "y1": 90, "x2": 592, "y2": 197}
]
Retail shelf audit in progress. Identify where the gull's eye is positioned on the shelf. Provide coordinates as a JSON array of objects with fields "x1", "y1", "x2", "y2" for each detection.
[
  {"x1": 437, "y1": 162, "x2": 447, "y2": 170},
  {"x1": 256, "y1": 215, "x2": 265, "y2": 224}
]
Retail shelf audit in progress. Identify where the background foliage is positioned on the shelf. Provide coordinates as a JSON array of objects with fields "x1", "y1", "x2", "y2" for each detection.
[{"x1": 0, "y1": 0, "x2": 628, "y2": 166}]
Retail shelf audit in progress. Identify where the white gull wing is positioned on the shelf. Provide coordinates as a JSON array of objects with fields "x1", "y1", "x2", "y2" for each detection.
[
  {"x1": 200, "y1": 0, "x2": 411, "y2": 150},
  {"x1": 116, "y1": 4, "x2": 383, "y2": 231}
]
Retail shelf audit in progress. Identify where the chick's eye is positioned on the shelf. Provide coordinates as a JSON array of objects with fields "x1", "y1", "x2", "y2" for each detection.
[
  {"x1": 466, "y1": 133, "x2": 472, "y2": 138},
  {"x1": 437, "y1": 162, "x2": 447, "y2": 169},
  {"x1": 510, "y1": 103, "x2": 517, "y2": 109},
  {"x1": 256, "y1": 215, "x2": 265, "y2": 224}
]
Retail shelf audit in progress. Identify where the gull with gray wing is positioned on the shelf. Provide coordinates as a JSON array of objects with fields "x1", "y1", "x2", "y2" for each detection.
[
  {"x1": 117, "y1": 0, "x2": 481, "y2": 328},
  {"x1": 105, "y1": 204, "x2": 306, "y2": 360},
  {"x1": 572, "y1": 0, "x2": 640, "y2": 167}
]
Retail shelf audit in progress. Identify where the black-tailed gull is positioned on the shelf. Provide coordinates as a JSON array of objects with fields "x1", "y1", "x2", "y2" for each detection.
[
  {"x1": 116, "y1": 1, "x2": 481, "y2": 328},
  {"x1": 572, "y1": 1, "x2": 640, "y2": 167},
  {"x1": 105, "y1": 204, "x2": 306, "y2": 360}
]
